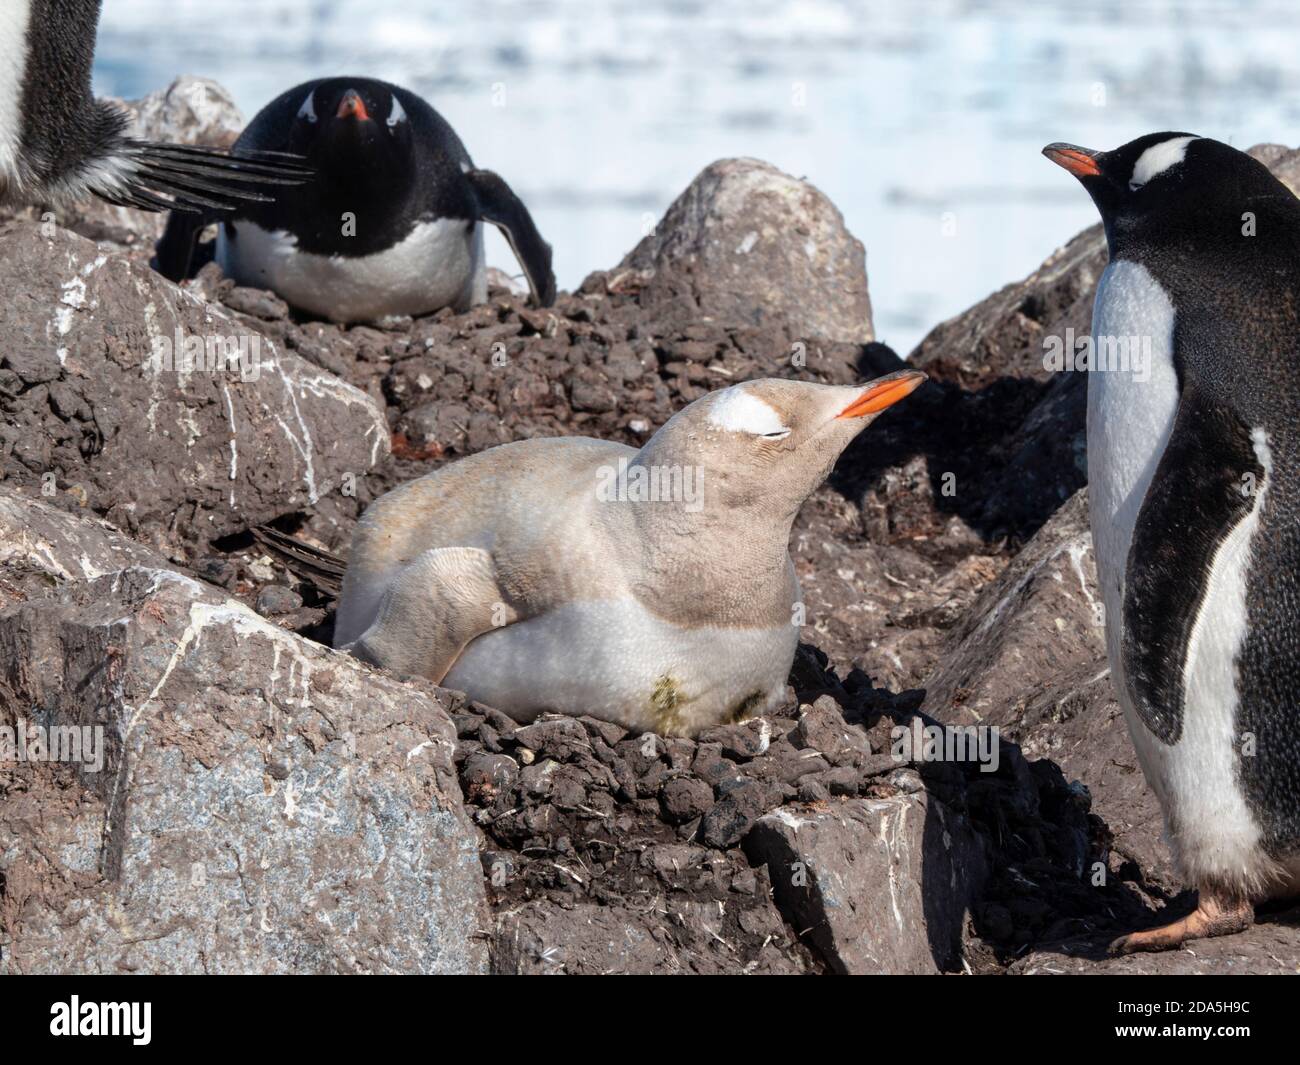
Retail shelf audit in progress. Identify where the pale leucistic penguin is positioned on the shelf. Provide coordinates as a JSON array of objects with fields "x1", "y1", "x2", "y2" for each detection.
[
  {"x1": 155, "y1": 77, "x2": 555, "y2": 322},
  {"x1": 0, "y1": 1, "x2": 309, "y2": 212},
  {"x1": 1046, "y1": 132, "x2": 1300, "y2": 952},
  {"x1": 327, "y1": 371, "x2": 926, "y2": 736}
]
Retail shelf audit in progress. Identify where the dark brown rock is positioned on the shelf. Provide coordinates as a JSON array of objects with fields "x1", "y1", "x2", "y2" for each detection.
[
  {"x1": 660, "y1": 777, "x2": 715, "y2": 823},
  {"x1": 0, "y1": 220, "x2": 389, "y2": 557}
]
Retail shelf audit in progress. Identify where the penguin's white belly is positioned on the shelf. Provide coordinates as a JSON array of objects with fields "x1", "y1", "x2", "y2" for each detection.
[
  {"x1": 216, "y1": 217, "x2": 486, "y2": 323},
  {"x1": 0, "y1": 0, "x2": 31, "y2": 186},
  {"x1": 1088, "y1": 259, "x2": 1272, "y2": 888},
  {"x1": 442, "y1": 599, "x2": 798, "y2": 734}
]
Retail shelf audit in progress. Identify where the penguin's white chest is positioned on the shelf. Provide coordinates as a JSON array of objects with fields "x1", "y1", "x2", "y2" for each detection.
[
  {"x1": 216, "y1": 217, "x2": 486, "y2": 323},
  {"x1": 1086, "y1": 258, "x2": 1181, "y2": 617},
  {"x1": 442, "y1": 599, "x2": 798, "y2": 735}
]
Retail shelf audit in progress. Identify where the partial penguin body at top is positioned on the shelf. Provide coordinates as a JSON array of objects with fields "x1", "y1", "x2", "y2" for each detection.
[
  {"x1": 155, "y1": 78, "x2": 556, "y2": 323},
  {"x1": 0, "y1": 1, "x2": 310, "y2": 212},
  {"x1": 1045, "y1": 133, "x2": 1300, "y2": 953}
]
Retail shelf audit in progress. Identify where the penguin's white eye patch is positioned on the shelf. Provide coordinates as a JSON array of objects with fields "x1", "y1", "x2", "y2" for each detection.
[
  {"x1": 387, "y1": 95, "x2": 408, "y2": 128},
  {"x1": 1129, "y1": 135, "x2": 1197, "y2": 191},
  {"x1": 297, "y1": 90, "x2": 318, "y2": 124},
  {"x1": 708, "y1": 389, "x2": 789, "y2": 437}
]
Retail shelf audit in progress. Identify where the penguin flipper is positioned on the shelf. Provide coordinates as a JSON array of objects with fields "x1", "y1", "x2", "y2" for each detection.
[
  {"x1": 94, "y1": 142, "x2": 314, "y2": 215},
  {"x1": 154, "y1": 208, "x2": 217, "y2": 282},
  {"x1": 346, "y1": 546, "x2": 519, "y2": 683},
  {"x1": 1121, "y1": 385, "x2": 1263, "y2": 743},
  {"x1": 465, "y1": 168, "x2": 557, "y2": 306},
  {"x1": 251, "y1": 526, "x2": 347, "y2": 597}
]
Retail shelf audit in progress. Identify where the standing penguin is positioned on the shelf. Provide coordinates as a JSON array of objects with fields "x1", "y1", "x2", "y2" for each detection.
[
  {"x1": 0, "y1": 1, "x2": 310, "y2": 212},
  {"x1": 155, "y1": 77, "x2": 556, "y2": 322},
  {"x1": 314, "y1": 371, "x2": 925, "y2": 736},
  {"x1": 1045, "y1": 133, "x2": 1300, "y2": 952}
]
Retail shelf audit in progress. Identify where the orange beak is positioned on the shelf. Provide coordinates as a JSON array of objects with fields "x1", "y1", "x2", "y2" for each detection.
[
  {"x1": 1042, "y1": 142, "x2": 1101, "y2": 177},
  {"x1": 337, "y1": 90, "x2": 370, "y2": 121},
  {"x1": 836, "y1": 370, "x2": 927, "y2": 419}
]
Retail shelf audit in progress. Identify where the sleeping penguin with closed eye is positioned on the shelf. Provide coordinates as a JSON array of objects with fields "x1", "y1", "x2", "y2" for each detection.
[{"x1": 155, "y1": 77, "x2": 556, "y2": 322}]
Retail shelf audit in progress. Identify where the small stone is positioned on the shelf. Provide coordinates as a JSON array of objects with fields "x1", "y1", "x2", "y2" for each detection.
[
  {"x1": 196, "y1": 556, "x2": 237, "y2": 589},
  {"x1": 730, "y1": 867, "x2": 757, "y2": 895},
  {"x1": 255, "y1": 585, "x2": 302, "y2": 616},
  {"x1": 888, "y1": 768, "x2": 925, "y2": 794},
  {"x1": 660, "y1": 777, "x2": 715, "y2": 824},
  {"x1": 461, "y1": 753, "x2": 519, "y2": 806},
  {"x1": 794, "y1": 696, "x2": 871, "y2": 759},
  {"x1": 700, "y1": 778, "x2": 771, "y2": 849},
  {"x1": 224, "y1": 285, "x2": 289, "y2": 320},
  {"x1": 796, "y1": 778, "x2": 830, "y2": 804},
  {"x1": 698, "y1": 718, "x2": 772, "y2": 762}
]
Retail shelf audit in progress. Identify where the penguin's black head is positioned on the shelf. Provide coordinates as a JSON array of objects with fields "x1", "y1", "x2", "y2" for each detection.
[
  {"x1": 286, "y1": 80, "x2": 415, "y2": 178},
  {"x1": 1043, "y1": 133, "x2": 1284, "y2": 251}
]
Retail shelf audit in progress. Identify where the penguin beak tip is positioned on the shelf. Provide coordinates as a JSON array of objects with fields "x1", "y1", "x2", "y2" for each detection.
[
  {"x1": 337, "y1": 90, "x2": 371, "y2": 122},
  {"x1": 1043, "y1": 142, "x2": 1102, "y2": 177},
  {"x1": 836, "y1": 370, "x2": 928, "y2": 419}
]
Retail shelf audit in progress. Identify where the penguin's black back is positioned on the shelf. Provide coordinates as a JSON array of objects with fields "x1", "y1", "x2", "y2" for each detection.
[{"x1": 227, "y1": 77, "x2": 479, "y2": 258}]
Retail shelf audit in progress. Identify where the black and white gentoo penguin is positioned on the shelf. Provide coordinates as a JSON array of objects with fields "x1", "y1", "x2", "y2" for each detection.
[
  {"x1": 0, "y1": 1, "x2": 310, "y2": 212},
  {"x1": 155, "y1": 77, "x2": 556, "y2": 323},
  {"x1": 1045, "y1": 133, "x2": 1300, "y2": 953}
]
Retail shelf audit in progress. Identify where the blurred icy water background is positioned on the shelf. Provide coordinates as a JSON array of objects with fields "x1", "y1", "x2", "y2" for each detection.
[{"x1": 95, "y1": 0, "x2": 1300, "y2": 353}]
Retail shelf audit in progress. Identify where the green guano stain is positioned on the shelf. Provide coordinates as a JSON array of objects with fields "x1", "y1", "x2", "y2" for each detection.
[
  {"x1": 727, "y1": 690, "x2": 765, "y2": 725},
  {"x1": 650, "y1": 674, "x2": 689, "y2": 735}
]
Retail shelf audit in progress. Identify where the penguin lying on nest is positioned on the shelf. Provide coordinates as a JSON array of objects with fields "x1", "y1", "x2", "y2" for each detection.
[
  {"x1": 156, "y1": 77, "x2": 556, "y2": 322},
  {"x1": 255, "y1": 371, "x2": 926, "y2": 736},
  {"x1": 1046, "y1": 132, "x2": 1300, "y2": 953},
  {"x1": 0, "y1": 1, "x2": 311, "y2": 213}
]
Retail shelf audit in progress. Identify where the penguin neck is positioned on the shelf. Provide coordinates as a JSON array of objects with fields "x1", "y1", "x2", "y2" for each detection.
[
  {"x1": 594, "y1": 457, "x2": 801, "y2": 629},
  {"x1": 320, "y1": 157, "x2": 412, "y2": 203},
  {"x1": 306, "y1": 133, "x2": 416, "y2": 208}
]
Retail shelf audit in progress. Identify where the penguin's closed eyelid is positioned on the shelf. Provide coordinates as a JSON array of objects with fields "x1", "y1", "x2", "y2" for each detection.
[
  {"x1": 297, "y1": 91, "x2": 318, "y2": 123},
  {"x1": 387, "y1": 96, "x2": 408, "y2": 128}
]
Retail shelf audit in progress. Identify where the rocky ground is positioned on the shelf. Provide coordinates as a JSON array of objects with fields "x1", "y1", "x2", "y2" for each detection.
[{"x1": 1, "y1": 78, "x2": 1298, "y2": 974}]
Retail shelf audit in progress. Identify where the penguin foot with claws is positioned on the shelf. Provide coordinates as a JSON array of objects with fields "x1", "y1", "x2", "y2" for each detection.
[{"x1": 1108, "y1": 890, "x2": 1253, "y2": 955}]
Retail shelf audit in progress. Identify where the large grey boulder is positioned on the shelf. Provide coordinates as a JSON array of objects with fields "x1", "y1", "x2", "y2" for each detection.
[
  {"x1": 911, "y1": 226, "x2": 1104, "y2": 389},
  {"x1": 619, "y1": 158, "x2": 874, "y2": 343},
  {"x1": 1246, "y1": 142, "x2": 1300, "y2": 196},
  {"x1": 0, "y1": 219, "x2": 389, "y2": 557},
  {"x1": 0, "y1": 491, "x2": 488, "y2": 974},
  {"x1": 745, "y1": 793, "x2": 988, "y2": 974}
]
